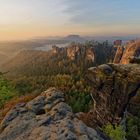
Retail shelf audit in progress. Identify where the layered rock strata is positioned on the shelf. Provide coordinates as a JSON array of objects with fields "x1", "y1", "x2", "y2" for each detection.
[{"x1": 86, "y1": 64, "x2": 140, "y2": 127}]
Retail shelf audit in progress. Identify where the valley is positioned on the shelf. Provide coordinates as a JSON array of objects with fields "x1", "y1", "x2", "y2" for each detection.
[{"x1": 0, "y1": 38, "x2": 140, "y2": 140}]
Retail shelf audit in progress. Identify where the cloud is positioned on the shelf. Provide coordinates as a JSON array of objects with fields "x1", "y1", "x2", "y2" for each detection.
[
  {"x1": 63, "y1": 0, "x2": 140, "y2": 26},
  {"x1": 0, "y1": 0, "x2": 140, "y2": 40}
]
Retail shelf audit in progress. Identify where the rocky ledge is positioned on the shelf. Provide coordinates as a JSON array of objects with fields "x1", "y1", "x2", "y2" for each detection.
[
  {"x1": 0, "y1": 88, "x2": 105, "y2": 140},
  {"x1": 86, "y1": 64, "x2": 140, "y2": 127}
]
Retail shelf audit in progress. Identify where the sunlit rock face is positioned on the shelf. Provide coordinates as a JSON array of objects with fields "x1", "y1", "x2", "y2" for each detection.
[
  {"x1": 66, "y1": 42, "x2": 114, "y2": 65},
  {"x1": 113, "y1": 40, "x2": 140, "y2": 64},
  {"x1": 85, "y1": 64, "x2": 140, "y2": 127},
  {"x1": 113, "y1": 40, "x2": 123, "y2": 64},
  {"x1": 66, "y1": 44, "x2": 95, "y2": 62},
  {"x1": 120, "y1": 40, "x2": 140, "y2": 64},
  {"x1": 0, "y1": 88, "x2": 105, "y2": 140},
  {"x1": 51, "y1": 43, "x2": 95, "y2": 62},
  {"x1": 2, "y1": 42, "x2": 114, "y2": 78},
  {"x1": 113, "y1": 46, "x2": 124, "y2": 63},
  {"x1": 66, "y1": 45, "x2": 82, "y2": 60}
]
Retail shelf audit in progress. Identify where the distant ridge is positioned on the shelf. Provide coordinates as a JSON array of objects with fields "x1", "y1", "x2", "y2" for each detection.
[{"x1": 63, "y1": 35, "x2": 86, "y2": 43}]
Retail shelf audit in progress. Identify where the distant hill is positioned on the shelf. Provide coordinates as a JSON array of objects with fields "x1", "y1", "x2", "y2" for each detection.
[{"x1": 63, "y1": 35, "x2": 86, "y2": 43}]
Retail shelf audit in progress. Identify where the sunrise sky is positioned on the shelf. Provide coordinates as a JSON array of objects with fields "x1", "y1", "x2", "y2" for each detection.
[{"x1": 0, "y1": 0, "x2": 140, "y2": 40}]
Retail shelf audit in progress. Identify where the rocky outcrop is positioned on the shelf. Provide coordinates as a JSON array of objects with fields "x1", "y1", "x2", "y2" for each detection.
[
  {"x1": 120, "y1": 40, "x2": 140, "y2": 64},
  {"x1": 85, "y1": 64, "x2": 140, "y2": 127},
  {"x1": 66, "y1": 44, "x2": 84, "y2": 60},
  {"x1": 114, "y1": 40, "x2": 122, "y2": 46},
  {"x1": 113, "y1": 40, "x2": 140, "y2": 64},
  {"x1": 66, "y1": 42, "x2": 114, "y2": 65},
  {"x1": 113, "y1": 46, "x2": 124, "y2": 63},
  {"x1": 0, "y1": 88, "x2": 105, "y2": 140},
  {"x1": 66, "y1": 44, "x2": 94, "y2": 62},
  {"x1": 2, "y1": 42, "x2": 114, "y2": 78},
  {"x1": 51, "y1": 45, "x2": 66, "y2": 54},
  {"x1": 51, "y1": 42, "x2": 114, "y2": 64},
  {"x1": 49, "y1": 44, "x2": 95, "y2": 61}
]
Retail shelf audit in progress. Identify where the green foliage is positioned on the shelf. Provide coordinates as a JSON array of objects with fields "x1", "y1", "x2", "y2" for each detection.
[
  {"x1": 2, "y1": 42, "x2": 114, "y2": 112},
  {"x1": 66, "y1": 91, "x2": 92, "y2": 113},
  {"x1": 126, "y1": 116, "x2": 140, "y2": 140},
  {"x1": 11, "y1": 74, "x2": 92, "y2": 113},
  {"x1": 0, "y1": 75, "x2": 14, "y2": 108},
  {"x1": 102, "y1": 124, "x2": 126, "y2": 140},
  {"x1": 15, "y1": 80, "x2": 32, "y2": 95}
]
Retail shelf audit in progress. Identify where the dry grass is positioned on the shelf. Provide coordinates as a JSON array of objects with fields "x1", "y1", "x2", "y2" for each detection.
[{"x1": 0, "y1": 94, "x2": 38, "y2": 123}]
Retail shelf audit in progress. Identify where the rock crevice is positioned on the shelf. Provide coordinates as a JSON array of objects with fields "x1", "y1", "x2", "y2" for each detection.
[
  {"x1": 86, "y1": 64, "x2": 140, "y2": 127},
  {"x1": 0, "y1": 88, "x2": 104, "y2": 140}
]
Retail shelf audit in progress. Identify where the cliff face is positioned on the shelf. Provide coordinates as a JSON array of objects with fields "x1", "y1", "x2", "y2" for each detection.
[
  {"x1": 113, "y1": 40, "x2": 140, "y2": 64},
  {"x1": 66, "y1": 44, "x2": 94, "y2": 62},
  {"x1": 66, "y1": 45, "x2": 86, "y2": 60},
  {"x1": 113, "y1": 46, "x2": 124, "y2": 63},
  {"x1": 85, "y1": 64, "x2": 140, "y2": 127},
  {"x1": 51, "y1": 42, "x2": 115, "y2": 64},
  {"x1": 0, "y1": 88, "x2": 105, "y2": 140},
  {"x1": 2, "y1": 42, "x2": 114, "y2": 78},
  {"x1": 51, "y1": 44, "x2": 97, "y2": 62},
  {"x1": 120, "y1": 40, "x2": 140, "y2": 64}
]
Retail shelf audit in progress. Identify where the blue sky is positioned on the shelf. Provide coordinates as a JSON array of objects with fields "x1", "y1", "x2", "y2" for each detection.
[{"x1": 0, "y1": 0, "x2": 140, "y2": 40}]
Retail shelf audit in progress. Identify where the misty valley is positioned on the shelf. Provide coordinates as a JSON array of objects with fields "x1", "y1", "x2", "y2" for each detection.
[
  {"x1": 0, "y1": 37, "x2": 140, "y2": 140},
  {"x1": 0, "y1": 0, "x2": 140, "y2": 140}
]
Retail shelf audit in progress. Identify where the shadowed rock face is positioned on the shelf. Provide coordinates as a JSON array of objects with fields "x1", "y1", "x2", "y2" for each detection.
[
  {"x1": 86, "y1": 64, "x2": 140, "y2": 127},
  {"x1": 0, "y1": 88, "x2": 105, "y2": 140}
]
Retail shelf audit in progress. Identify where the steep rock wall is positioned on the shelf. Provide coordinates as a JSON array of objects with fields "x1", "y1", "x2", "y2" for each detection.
[{"x1": 85, "y1": 64, "x2": 140, "y2": 127}]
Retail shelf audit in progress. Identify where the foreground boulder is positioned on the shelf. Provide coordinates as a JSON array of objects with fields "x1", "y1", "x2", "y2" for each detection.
[
  {"x1": 0, "y1": 88, "x2": 105, "y2": 140},
  {"x1": 86, "y1": 64, "x2": 140, "y2": 127}
]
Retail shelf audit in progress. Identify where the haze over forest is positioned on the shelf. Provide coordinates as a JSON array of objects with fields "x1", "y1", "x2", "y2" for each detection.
[{"x1": 0, "y1": 1, "x2": 140, "y2": 140}]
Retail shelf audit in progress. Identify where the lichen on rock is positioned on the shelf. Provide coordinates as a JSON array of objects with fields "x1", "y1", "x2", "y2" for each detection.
[
  {"x1": 85, "y1": 64, "x2": 140, "y2": 127},
  {"x1": 0, "y1": 88, "x2": 104, "y2": 140}
]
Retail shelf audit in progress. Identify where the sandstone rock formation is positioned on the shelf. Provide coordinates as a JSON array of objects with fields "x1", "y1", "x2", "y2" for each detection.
[
  {"x1": 50, "y1": 42, "x2": 114, "y2": 64},
  {"x1": 66, "y1": 44, "x2": 83, "y2": 60},
  {"x1": 51, "y1": 43, "x2": 95, "y2": 62},
  {"x1": 66, "y1": 44, "x2": 95, "y2": 62},
  {"x1": 85, "y1": 64, "x2": 140, "y2": 127},
  {"x1": 113, "y1": 40, "x2": 140, "y2": 64},
  {"x1": 120, "y1": 40, "x2": 140, "y2": 64},
  {"x1": 114, "y1": 40, "x2": 122, "y2": 46},
  {"x1": 113, "y1": 46, "x2": 124, "y2": 63},
  {"x1": 0, "y1": 88, "x2": 105, "y2": 140},
  {"x1": 2, "y1": 42, "x2": 114, "y2": 78}
]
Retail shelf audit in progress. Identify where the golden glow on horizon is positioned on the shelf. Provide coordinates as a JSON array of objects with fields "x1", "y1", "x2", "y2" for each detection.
[
  {"x1": 0, "y1": 0, "x2": 140, "y2": 41},
  {"x1": 0, "y1": 23, "x2": 140, "y2": 41}
]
